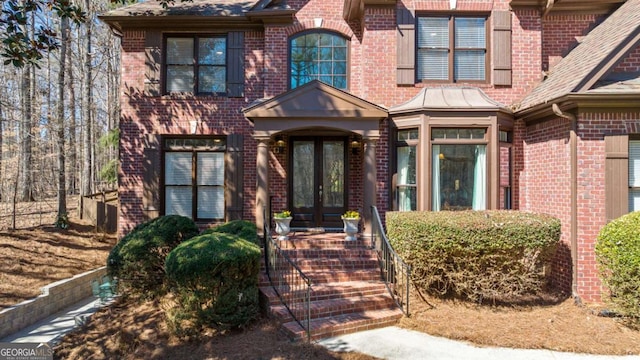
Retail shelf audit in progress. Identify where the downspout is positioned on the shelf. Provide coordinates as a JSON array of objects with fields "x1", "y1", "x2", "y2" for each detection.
[{"x1": 552, "y1": 104, "x2": 579, "y2": 300}]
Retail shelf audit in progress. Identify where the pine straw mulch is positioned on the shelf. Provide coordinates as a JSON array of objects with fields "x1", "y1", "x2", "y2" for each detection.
[
  {"x1": 0, "y1": 219, "x2": 115, "y2": 309},
  {"x1": 399, "y1": 289, "x2": 640, "y2": 356},
  {"x1": 53, "y1": 295, "x2": 377, "y2": 360}
]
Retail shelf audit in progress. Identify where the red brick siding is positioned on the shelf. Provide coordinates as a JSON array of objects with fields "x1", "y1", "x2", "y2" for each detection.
[
  {"x1": 542, "y1": 14, "x2": 602, "y2": 72},
  {"x1": 613, "y1": 46, "x2": 640, "y2": 73}
]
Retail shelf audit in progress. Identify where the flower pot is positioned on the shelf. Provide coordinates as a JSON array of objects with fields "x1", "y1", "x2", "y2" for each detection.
[
  {"x1": 342, "y1": 218, "x2": 359, "y2": 241},
  {"x1": 274, "y1": 217, "x2": 292, "y2": 240}
]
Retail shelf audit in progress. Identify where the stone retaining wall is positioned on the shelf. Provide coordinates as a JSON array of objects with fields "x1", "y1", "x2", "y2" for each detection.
[{"x1": 0, "y1": 266, "x2": 106, "y2": 340}]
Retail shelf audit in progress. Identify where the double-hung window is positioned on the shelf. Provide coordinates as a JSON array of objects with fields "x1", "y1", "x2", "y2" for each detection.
[
  {"x1": 165, "y1": 36, "x2": 227, "y2": 94},
  {"x1": 164, "y1": 138, "x2": 226, "y2": 220},
  {"x1": 417, "y1": 15, "x2": 487, "y2": 82},
  {"x1": 630, "y1": 139, "x2": 640, "y2": 212}
]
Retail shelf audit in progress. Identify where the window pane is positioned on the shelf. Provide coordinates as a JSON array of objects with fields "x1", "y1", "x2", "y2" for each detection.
[
  {"x1": 630, "y1": 189, "x2": 640, "y2": 212},
  {"x1": 455, "y1": 18, "x2": 485, "y2": 48},
  {"x1": 167, "y1": 66, "x2": 194, "y2": 92},
  {"x1": 165, "y1": 153, "x2": 192, "y2": 185},
  {"x1": 455, "y1": 50, "x2": 485, "y2": 81},
  {"x1": 418, "y1": 17, "x2": 449, "y2": 48},
  {"x1": 290, "y1": 32, "x2": 348, "y2": 89},
  {"x1": 398, "y1": 129, "x2": 419, "y2": 141},
  {"x1": 166, "y1": 38, "x2": 193, "y2": 65},
  {"x1": 198, "y1": 37, "x2": 226, "y2": 65},
  {"x1": 417, "y1": 49, "x2": 448, "y2": 80},
  {"x1": 198, "y1": 66, "x2": 226, "y2": 93},
  {"x1": 323, "y1": 141, "x2": 344, "y2": 207},
  {"x1": 197, "y1": 152, "x2": 224, "y2": 186},
  {"x1": 166, "y1": 186, "x2": 192, "y2": 217},
  {"x1": 398, "y1": 187, "x2": 417, "y2": 211},
  {"x1": 397, "y1": 146, "x2": 416, "y2": 185},
  {"x1": 198, "y1": 186, "x2": 224, "y2": 219},
  {"x1": 433, "y1": 144, "x2": 486, "y2": 211},
  {"x1": 630, "y1": 140, "x2": 640, "y2": 187},
  {"x1": 293, "y1": 141, "x2": 314, "y2": 208}
]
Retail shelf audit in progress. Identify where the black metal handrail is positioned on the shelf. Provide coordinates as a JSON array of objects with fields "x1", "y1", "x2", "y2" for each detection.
[
  {"x1": 370, "y1": 206, "x2": 411, "y2": 316},
  {"x1": 263, "y1": 207, "x2": 313, "y2": 341}
]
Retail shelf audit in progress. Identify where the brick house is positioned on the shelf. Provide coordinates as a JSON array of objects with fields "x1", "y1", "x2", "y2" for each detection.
[{"x1": 101, "y1": 0, "x2": 640, "y2": 303}]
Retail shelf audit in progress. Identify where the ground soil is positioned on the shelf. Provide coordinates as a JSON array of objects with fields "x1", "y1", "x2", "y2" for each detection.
[{"x1": 2, "y1": 213, "x2": 639, "y2": 359}]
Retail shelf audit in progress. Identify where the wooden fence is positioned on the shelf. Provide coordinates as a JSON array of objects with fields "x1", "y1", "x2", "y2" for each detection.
[{"x1": 80, "y1": 190, "x2": 118, "y2": 233}]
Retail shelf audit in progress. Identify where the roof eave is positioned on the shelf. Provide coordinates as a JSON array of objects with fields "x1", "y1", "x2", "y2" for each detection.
[
  {"x1": 98, "y1": 15, "x2": 265, "y2": 33},
  {"x1": 515, "y1": 92, "x2": 640, "y2": 122}
]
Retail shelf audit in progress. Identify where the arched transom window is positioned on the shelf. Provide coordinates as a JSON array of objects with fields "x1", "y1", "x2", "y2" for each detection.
[{"x1": 290, "y1": 31, "x2": 348, "y2": 90}]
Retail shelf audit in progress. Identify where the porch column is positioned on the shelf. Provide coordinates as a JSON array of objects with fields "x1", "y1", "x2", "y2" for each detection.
[
  {"x1": 363, "y1": 138, "x2": 378, "y2": 237},
  {"x1": 256, "y1": 138, "x2": 270, "y2": 237}
]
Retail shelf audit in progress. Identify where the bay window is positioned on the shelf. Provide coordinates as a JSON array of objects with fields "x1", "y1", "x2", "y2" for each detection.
[
  {"x1": 431, "y1": 129, "x2": 487, "y2": 211},
  {"x1": 396, "y1": 129, "x2": 418, "y2": 211}
]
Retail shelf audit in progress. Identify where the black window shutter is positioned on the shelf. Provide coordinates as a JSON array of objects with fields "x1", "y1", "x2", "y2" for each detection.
[
  {"x1": 144, "y1": 31, "x2": 162, "y2": 96},
  {"x1": 227, "y1": 32, "x2": 245, "y2": 98},
  {"x1": 492, "y1": 11, "x2": 512, "y2": 86},
  {"x1": 225, "y1": 134, "x2": 244, "y2": 220},
  {"x1": 143, "y1": 134, "x2": 161, "y2": 221},
  {"x1": 397, "y1": 8, "x2": 415, "y2": 85}
]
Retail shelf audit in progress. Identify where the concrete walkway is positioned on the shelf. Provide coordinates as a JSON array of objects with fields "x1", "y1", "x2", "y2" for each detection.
[
  {"x1": 1, "y1": 296, "x2": 108, "y2": 345},
  {"x1": 318, "y1": 327, "x2": 640, "y2": 360}
]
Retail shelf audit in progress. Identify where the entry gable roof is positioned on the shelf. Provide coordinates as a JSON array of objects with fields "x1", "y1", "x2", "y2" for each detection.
[
  {"x1": 516, "y1": 0, "x2": 640, "y2": 111},
  {"x1": 243, "y1": 80, "x2": 388, "y2": 120}
]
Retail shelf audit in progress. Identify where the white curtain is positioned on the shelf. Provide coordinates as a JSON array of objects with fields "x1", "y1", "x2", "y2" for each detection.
[
  {"x1": 472, "y1": 145, "x2": 486, "y2": 210},
  {"x1": 398, "y1": 147, "x2": 410, "y2": 211},
  {"x1": 432, "y1": 145, "x2": 441, "y2": 211}
]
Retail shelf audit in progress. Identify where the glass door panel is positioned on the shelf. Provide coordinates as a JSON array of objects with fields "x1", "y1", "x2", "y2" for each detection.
[
  {"x1": 293, "y1": 141, "x2": 314, "y2": 208},
  {"x1": 323, "y1": 141, "x2": 344, "y2": 207}
]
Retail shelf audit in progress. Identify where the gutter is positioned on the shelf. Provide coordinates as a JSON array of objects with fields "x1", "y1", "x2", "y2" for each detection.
[{"x1": 552, "y1": 103, "x2": 579, "y2": 301}]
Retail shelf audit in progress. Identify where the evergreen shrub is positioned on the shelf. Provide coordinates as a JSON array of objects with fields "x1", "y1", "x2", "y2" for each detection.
[
  {"x1": 386, "y1": 210, "x2": 561, "y2": 303},
  {"x1": 201, "y1": 220, "x2": 259, "y2": 245},
  {"x1": 165, "y1": 232, "x2": 261, "y2": 333},
  {"x1": 106, "y1": 215, "x2": 199, "y2": 297},
  {"x1": 595, "y1": 211, "x2": 640, "y2": 326}
]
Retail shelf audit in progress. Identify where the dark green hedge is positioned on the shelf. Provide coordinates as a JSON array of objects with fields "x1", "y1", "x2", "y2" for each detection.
[
  {"x1": 201, "y1": 220, "x2": 259, "y2": 245},
  {"x1": 387, "y1": 210, "x2": 561, "y2": 302},
  {"x1": 165, "y1": 232, "x2": 261, "y2": 333},
  {"x1": 595, "y1": 211, "x2": 640, "y2": 325},
  {"x1": 106, "y1": 215, "x2": 199, "y2": 297}
]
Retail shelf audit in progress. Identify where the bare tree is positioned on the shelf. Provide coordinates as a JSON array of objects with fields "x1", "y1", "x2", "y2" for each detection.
[{"x1": 56, "y1": 15, "x2": 70, "y2": 225}]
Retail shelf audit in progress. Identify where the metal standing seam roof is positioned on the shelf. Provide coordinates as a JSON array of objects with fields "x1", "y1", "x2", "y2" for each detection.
[
  {"x1": 389, "y1": 87, "x2": 510, "y2": 114},
  {"x1": 516, "y1": 0, "x2": 640, "y2": 111}
]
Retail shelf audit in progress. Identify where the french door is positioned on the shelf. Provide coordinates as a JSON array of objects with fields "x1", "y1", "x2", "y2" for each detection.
[{"x1": 290, "y1": 137, "x2": 347, "y2": 229}]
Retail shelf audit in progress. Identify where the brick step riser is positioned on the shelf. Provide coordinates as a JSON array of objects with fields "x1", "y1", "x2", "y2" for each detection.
[
  {"x1": 261, "y1": 287, "x2": 390, "y2": 306},
  {"x1": 275, "y1": 240, "x2": 372, "y2": 250},
  {"x1": 280, "y1": 249, "x2": 377, "y2": 258},
  {"x1": 271, "y1": 302, "x2": 398, "y2": 323},
  {"x1": 307, "y1": 273, "x2": 382, "y2": 284},
  {"x1": 276, "y1": 262, "x2": 380, "y2": 272},
  {"x1": 282, "y1": 313, "x2": 403, "y2": 341}
]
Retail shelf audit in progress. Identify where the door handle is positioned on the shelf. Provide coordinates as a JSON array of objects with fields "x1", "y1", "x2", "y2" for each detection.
[{"x1": 319, "y1": 185, "x2": 323, "y2": 198}]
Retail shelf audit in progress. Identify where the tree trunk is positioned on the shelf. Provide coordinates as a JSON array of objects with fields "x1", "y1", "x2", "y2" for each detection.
[
  {"x1": 56, "y1": 15, "x2": 70, "y2": 223},
  {"x1": 67, "y1": 37, "x2": 77, "y2": 196},
  {"x1": 81, "y1": 0, "x2": 93, "y2": 197}
]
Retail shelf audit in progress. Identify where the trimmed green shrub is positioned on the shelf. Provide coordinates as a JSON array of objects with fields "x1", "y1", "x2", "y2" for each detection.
[
  {"x1": 201, "y1": 220, "x2": 259, "y2": 245},
  {"x1": 107, "y1": 215, "x2": 199, "y2": 297},
  {"x1": 595, "y1": 211, "x2": 640, "y2": 325},
  {"x1": 387, "y1": 210, "x2": 561, "y2": 303},
  {"x1": 165, "y1": 232, "x2": 261, "y2": 333}
]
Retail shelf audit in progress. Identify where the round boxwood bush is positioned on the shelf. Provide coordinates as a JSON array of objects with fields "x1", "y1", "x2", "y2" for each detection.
[
  {"x1": 595, "y1": 211, "x2": 640, "y2": 324},
  {"x1": 107, "y1": 215, "x2": 199, "y2": 297},
  {"x1": 201, "y1": 220, "x2": 259, "y2": 245},
  {"x1": 387, "y1": 210, "x2": 561, "y2": 303},
  {"x1": 165, "y1": 232, "x2": 261, "y2": 333}
]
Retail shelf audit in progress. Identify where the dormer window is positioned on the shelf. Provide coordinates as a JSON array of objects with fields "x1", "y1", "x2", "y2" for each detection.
[
  {"x1": 165, "y1": 36, "x2": 227, "y2": 94},
  {"x1": 289, "y1": 31, "x2": 349, "y2": 90},
  {"x1": 417, "y1": 15, "x2": 487, "y2": 82}
]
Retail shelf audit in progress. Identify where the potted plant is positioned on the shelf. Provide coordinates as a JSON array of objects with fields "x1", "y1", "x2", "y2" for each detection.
[
  {"x1": 273, "y1": 210, "x2": 292, "y2": 240},
  {"x1": 341, "y1": 210, "x2": 360, "y2": 241}
]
